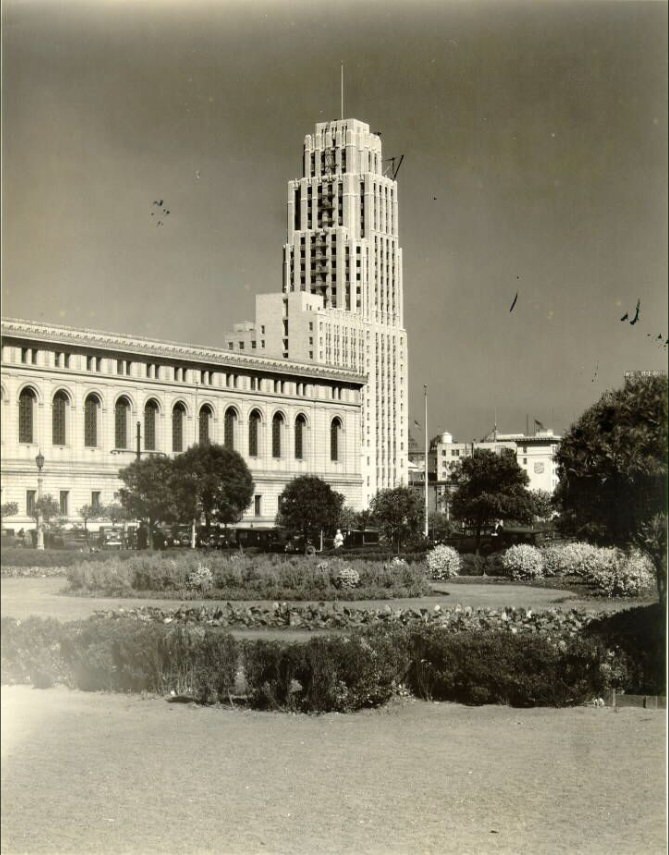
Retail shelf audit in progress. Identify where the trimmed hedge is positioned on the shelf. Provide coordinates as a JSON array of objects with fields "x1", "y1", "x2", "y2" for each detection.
[
  {"x1": 585, "y1": 603, "x2": 666, "y2": 695},
  {"x1": 242, "y1": 630, "x2": 410, "y2": 713},
  {"x1": 1, "y1": 617, "x2": 238, "y2": 703},
  {"x1": 406, "y1": 628, "x2": 606, "y2": 707},
  {"x1": 3, "y1": 604, "x2": 663, "y2": 711}
]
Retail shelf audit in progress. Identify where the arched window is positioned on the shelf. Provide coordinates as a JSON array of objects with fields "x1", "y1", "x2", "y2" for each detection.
[
  {"x1": 199, "y1": 405, "x2": 212, "y2": 445},
  {"x1": 224, "y1": 408, "x2": 237, "y2": 451},
  {"x1": 84, "y1": 394, "x2": 100, "y2": 447},
  {"x1": 248, "y1": 409, "x2": 261, "y2": 457},
  {"x1": 295, "y1": 414, "x2": 307, "y2": 460},
  {"x1": 18, "y1": 387, "x2": 36, "y2": 444},
  {"x1": 115, "y1": 396, "x2": 131, "y2": 449},
  {"x1": 144, "y1": 399, "x2": 159, "y2": 451},
  {"x1": 272, "y1": 413, "x2": 284, "y2": 458},
  {"x1": 52, "y1": 390, "x2": 68, "y2": 446},
  {"x1": 172, "y1": 402, "x2": 185, "y2": 453},
  {"x1": 330, "y1": 417, "x2": 342, "y2": 462}
]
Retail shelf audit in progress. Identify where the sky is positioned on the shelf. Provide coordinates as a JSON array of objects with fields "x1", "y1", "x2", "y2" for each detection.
[{"x1": 3, "y1": 0, "x2": 667, "y2": 443}]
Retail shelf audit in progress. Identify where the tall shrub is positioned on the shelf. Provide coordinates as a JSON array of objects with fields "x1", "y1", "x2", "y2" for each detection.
[
  {"x1": 425, "y1": 545, "x2": 461, "y2": 580},
  {"x1": 500, "y1": 544, "x2": 544, "y2": 580}
]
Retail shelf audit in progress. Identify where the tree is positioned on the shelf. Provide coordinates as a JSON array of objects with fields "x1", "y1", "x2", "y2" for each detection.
[
  {"x1": 555, "y1": 375, "x2": 667, "y2": 544},
  {"x1": 1, "y1": 502, "x2": 19, "y2": 520},
  {"x1": 554, "y1": 374, "x2": 668, "y2": 605},
  {"x1": 32, "y1": 494, "x2": 61, "y2": 526},
  {"x1": 450, "y1": 449, "x2": 535, "y2": 550},
  {"x1": 173, "y1": 444, "x2": 255, "y2": 530},
  {"x1": 102, "y1": 502, "x2": 129, "y2": 527},
  {"x1": 369, "y1": 486, "x2": 423, "y2": 553},
  {"x1": 276, "y1": 476, "x2": 344, "y2": 538},
  {"x1": 337, "y1": 505, "x2": 358, "y2": 533},
  {"x1": 429, "y1": 511, "x2": 458, "y2": 543},
  {"x1": 118, "y1": 456, "x2": 182, "y2": 538},
  {"x1": 78, "y1": 504, "x2": 104, "y2": 536},
  {"x1": 529, "y1": 490, "x2": 556, "y2": 523}
]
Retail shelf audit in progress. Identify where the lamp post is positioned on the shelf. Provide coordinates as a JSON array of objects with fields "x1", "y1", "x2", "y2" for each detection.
[{"x1": 35, "y1": 451, "x2": 45, "y2": 551}]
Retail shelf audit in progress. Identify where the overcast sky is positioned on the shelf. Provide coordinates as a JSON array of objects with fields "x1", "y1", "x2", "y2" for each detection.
[{"x1": 3, "y1": 0, "x2": 667, "y2": 442}]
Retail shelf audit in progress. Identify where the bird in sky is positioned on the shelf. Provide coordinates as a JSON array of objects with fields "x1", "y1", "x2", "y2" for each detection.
[
  {"x1": 630, "y1": 299, "x2": 640, "y2": 325},
  {"x1": 509, "y1": 292, "x2": 519, "y2": 312},
  {"x1": 621, "y1": 300, "x2": 641, "y2": 324}
]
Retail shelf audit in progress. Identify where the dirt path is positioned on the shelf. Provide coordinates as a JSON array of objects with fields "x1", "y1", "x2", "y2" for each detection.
[
  {"x1": 2, "y1": 685, "x2": 665, "y2": 854},
  {"x1": 1, "y1": 576, "x2": 633, "y2": 625}
]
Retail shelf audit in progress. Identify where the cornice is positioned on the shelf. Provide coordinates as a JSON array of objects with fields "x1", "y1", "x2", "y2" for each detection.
[{"x1": 1, "y1": 317, "x2": 366, "y2": 385}]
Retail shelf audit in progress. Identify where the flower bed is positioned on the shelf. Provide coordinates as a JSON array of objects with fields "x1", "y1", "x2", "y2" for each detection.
[
  {"x1": 80, "y1": 601, "x2": 600, "y2": 636},
  {"x1": 64, "y1": 553, "x2": 432, "y2": 601}
]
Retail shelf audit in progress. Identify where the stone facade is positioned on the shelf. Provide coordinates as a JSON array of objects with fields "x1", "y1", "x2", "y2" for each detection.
[{"x1": 1, "y1": 318, "x2": 365, "y2": 529}]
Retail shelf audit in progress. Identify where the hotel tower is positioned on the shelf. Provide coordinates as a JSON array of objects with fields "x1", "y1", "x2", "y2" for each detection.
[{"x1": 226, "y1": 118, "x2": 409, "y2": 504}]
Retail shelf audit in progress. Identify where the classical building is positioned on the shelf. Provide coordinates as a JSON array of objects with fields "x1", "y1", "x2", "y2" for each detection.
[
  {"x1": 0, "y1": 318, "x2": 364, "y2": 530},
  {"x1": 224, "y1": 118, "x2": 409, "y2": 503}
]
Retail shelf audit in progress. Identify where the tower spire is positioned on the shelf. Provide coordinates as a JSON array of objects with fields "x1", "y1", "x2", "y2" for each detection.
[{"x1": 340, "y1": 62, "x2": 344, "y2": 120}]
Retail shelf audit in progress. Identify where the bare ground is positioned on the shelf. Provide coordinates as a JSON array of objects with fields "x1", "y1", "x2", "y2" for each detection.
[{"x1": 1, "y1": 685, "x2": 666, "y2": 855}]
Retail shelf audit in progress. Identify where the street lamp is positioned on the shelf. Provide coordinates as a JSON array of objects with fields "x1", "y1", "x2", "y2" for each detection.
[{"x1": 35, "y1": 451, "x2": 45, "y2": 551}]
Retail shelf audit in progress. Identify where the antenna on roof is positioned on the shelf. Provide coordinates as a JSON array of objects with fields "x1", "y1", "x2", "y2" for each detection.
[{"x1": 340, "y1": 62, "x2": 344, "y2": 120}]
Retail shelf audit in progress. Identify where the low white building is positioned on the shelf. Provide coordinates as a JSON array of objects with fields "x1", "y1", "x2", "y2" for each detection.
[
  {"x1": 431, "y1": 429, "x2": 561, "y2": 514},
  {"x1": 1, "y1": 318, "x2": 366, "y2": 530}
]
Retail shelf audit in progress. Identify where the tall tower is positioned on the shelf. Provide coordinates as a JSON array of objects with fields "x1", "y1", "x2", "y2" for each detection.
[{"x1": 283, "y1": 119, "x2": 409, "y2": 503}]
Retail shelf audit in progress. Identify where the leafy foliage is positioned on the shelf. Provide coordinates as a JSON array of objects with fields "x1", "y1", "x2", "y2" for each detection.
[
  {"x1": 64, "y1": 552, "x2": 431, "y2": 600},
  {"x1": 529, "y1": 489, "x2": 555, "y2": 522},
  {"x1": 585, "y1": 603, "x2": 666, "y2": 695},
  {"x1": 118, "y1": 456, "x2": 181, "y2": 526},
  {"x1": 1, "y1": 502, "x2": 19, "y2": 520},
  {"x1": 32, "y1": 494, "x2": 60, "y2": 524},
  {"x1": 554, "y1": 375, "x2": 668, "y2": 604},
  {"x1": 406, "y1": 628, "x2": 607, "y2": 707},
  {"x1": 174, "y1": 444, "x2": 255, "y2": 527},
  {"x1": 276, "y1": 476, "x2": 344, "y2": 536},
  {"x1": 119, "y1": 444, "x2": 254, "y2": 530},
  {"x1": 425, "y1": 544, "x2": 461, "y2": 580},
  {"x1": 370, "y1": 486, "x2": 423, "y2": 551},
  {"x1": 450, "y1": 449, "x2": 535, "y2": 549},
  {"x1": 500, "y1": 544, "x2": 545, "y2": 580}
]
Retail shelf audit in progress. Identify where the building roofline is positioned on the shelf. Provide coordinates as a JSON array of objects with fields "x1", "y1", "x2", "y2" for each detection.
[{"x1": 1, "y1": 317, "x2": 367, "y2": 385}]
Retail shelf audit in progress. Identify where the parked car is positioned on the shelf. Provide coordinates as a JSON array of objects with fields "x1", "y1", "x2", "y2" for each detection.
[{"x1": 101, "y1": 530, "x2": 124, "y2": 550}]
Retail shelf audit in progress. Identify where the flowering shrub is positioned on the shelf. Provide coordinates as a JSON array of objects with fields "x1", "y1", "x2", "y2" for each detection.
[
  {"x1": 587, "y1": 550, "x2": 655, "y2": 598},
  {"x1": 541, "y1": 545, "x2": 569, "y2": 577},
  {"x1": 187, "y1": 564, "x2": 214, "y2": 593},
  {"x1": 335, "y1": 567, "x2": 361, "y2": 588},
  {"x1": 425, "y1": 545, "x2": 461, "y2": 580},
  {"x1": 558, "y1": 542, "x2": 605, "y2": 578},
  {"x1": 500, "y1": 545, "x2": 544, "y2": 580}
]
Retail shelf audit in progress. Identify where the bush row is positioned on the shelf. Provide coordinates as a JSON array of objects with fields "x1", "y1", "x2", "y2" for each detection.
[
  {"x1": 64, "y1": 554, "x2": 432, "y2": 600},
  {"x1": 4, "y1": 615, "x2": 651, "y2": 711},
  {"x1": 501, "y1": 543, "x2": 655, "y2": 596},
  {"x1": 424, "y1": 542, "x2": 656, "y2": 598}
]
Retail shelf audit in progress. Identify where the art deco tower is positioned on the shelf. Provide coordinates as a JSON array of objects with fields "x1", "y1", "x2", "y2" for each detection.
[{"x1": 282, "y1": 119, "x2": 409, "y2": 502}]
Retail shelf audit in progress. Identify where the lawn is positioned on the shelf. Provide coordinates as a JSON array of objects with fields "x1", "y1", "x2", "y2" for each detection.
[
  {"x1": 1, "y1": 576, "x2": 647, "y2": 627},
  {"x1": 2, "y1": 685, "x2": 665, "y2": 854}
]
